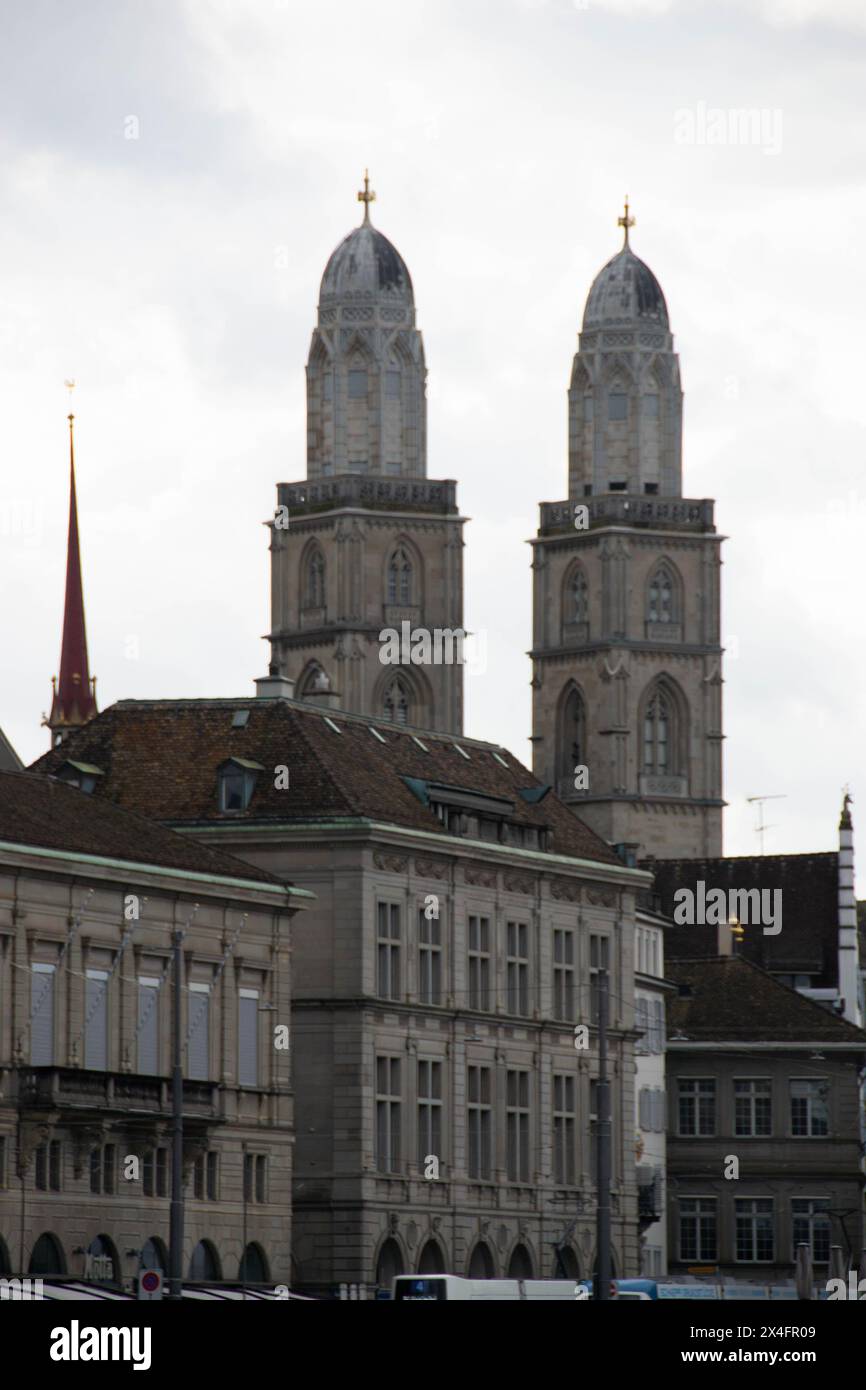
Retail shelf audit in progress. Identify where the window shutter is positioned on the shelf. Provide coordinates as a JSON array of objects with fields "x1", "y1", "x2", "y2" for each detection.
[
  {"x1": 188, "y1": 986, "x2": 210, "y2": 1080},
  {"x1": 639, "y1": 1088, "x2": 650, "y2": 1129},
  {"x1": 238, "y1": 991, "x2": 258, "y2": 1086},
  {"x1": 85, "y1": 971, "x2": 109, "y2": 1070},
  {"x1": 138, "y1": 979, "x2": 160, "y2": 1075},
  {"x1": 31, "y1": 965, "x2": 55, "y2": 1065}
]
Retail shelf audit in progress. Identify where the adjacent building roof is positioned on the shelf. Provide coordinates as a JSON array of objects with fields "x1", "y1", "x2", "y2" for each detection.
[
  {"x1": 667, "y1": 956, "x2": 866, "y2": 1045},
  {"x1": 29, "y1": 698, "x2": 622, "y2": 868},
  {"x1": 0, "y1": 726, "x2": 22, "y2": 771},
  {"x1": 648, "y1": 853, "x2": 839, "y2": 987},
  {"x1": 0, "y1": 769, "x2": 284, "y2": 888}
]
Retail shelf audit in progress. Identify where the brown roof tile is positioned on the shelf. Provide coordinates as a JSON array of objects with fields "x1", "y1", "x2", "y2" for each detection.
[
  {"x1": 667, "y1": 956, "x2": 866, "y2": 1044},
  {"x1": 30, "y1": 698, "x2": 621, "y2": 867},
  {"x1": 0, "y1": 770, "x2": 282, "y2": 887}
]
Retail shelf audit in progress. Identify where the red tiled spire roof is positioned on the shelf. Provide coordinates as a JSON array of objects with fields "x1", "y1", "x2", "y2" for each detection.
[{"x1": 46, "y1": 412, "x2": 97, "y2": 744}]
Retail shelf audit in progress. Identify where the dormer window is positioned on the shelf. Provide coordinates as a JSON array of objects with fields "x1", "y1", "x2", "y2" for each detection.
[
  {"x1": 56, "y1": 760, "x2": 104, "y2": 795},
  {"x1": 218, "y1": 758, "x2": 264, "y2": 813}
]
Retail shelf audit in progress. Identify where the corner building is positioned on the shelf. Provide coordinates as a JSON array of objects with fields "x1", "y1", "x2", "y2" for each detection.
[
  {"x1": 531, "y1": 209, "x2": 724, "y2": 860},
  {"x1": 266, "y1": 179, "x2": 466, "y2": 735}
]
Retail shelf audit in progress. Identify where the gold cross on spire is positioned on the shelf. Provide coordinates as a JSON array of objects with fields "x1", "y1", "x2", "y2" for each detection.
[
  {"x1": 618, "y1": 196, "x2": 635, "y2": 247},
  {"x1": 357, "y1": 169, "x2": 376, "y2": 224}
]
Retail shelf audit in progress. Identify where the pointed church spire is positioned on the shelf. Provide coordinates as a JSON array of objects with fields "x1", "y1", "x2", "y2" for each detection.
[{"x1": 45, "y1": 389, "x2": 98, "y2": 747}]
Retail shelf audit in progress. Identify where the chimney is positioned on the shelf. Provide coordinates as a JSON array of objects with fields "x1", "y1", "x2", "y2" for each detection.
[
  {"x1": 837, "y1": 792, "x2": 862, "y2": 1027},
  {"x1": 255, "y1": 665, "x2": 295, "y2": 701}
]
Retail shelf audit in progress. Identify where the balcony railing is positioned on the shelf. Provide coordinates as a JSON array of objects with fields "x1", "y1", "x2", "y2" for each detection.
[
  {"x1": 539, "y1": 495, "x2": 715, "y2": 536},
  {"x1": 277, "y1": 477, "x2": 459, "y2": 515},
  {"x1": 15, "y1": 1067, "x2": 220, "y2": 1118}
]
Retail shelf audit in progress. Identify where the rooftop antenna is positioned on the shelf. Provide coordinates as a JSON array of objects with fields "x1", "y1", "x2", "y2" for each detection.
[{"x1": 746, "y1": 794, "x2": 787, "y2": 855}]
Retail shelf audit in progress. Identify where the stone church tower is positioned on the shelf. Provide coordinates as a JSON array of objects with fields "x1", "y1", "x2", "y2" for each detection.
[
  {"x1": 264, "y1": 175, "x2": 465, "y2": 733},
  {"x1": 530, "y1": 204, "x2": 724, "y2": 859}
]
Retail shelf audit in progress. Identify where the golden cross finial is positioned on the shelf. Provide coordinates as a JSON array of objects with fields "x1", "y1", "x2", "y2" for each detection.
[
  {"x1": 618, "y1": 196, "x2": 635, "y2": 247},
  {"x1": 357, "y1": 169, "x2": 376, "y2": 224}
]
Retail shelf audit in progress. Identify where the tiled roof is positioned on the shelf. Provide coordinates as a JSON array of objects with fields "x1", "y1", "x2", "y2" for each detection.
[
  {"x1": 667, "y1": 956, "x2": 866, "y2": 1045},
  {"x1": 29, "y1": 698, "x2": 621, "y2": 867},
  {"x1": 0, "y1": 770, "x2": 282, "y2": 887},
  {"x1": 647, "y1": 853, "x2": 838, "y2": 986}
]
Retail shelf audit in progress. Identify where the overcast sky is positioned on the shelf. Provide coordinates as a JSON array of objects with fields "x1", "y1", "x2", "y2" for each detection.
[{"x1": 2, "y1": 0, "x2": 864, "y2": 878}]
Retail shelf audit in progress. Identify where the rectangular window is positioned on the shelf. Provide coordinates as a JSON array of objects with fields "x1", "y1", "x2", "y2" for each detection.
[
  {"x1": 608, "y1": 392, "x2": 627, "y2": 421},
  {"x1": 243, "y1": 1152, "x2": 254, "y2": 1203},
  {"x1": 506, "y1": 1069, "x2": 530, "y2": 1182},
  {"x1": 467, "y1": 1065, "x2": 492, "y2": 1180},
  {"x1": 239, "y1": 990, "x2": 259, "y2": 1087},
  {"x1": 207, "y1": 1150, "x2": 219, "y2": 1201},
  {"x1": 506, "y1": 922, "x2": 529, "y2": 1016},
  {"x1": 256, "y1": 1154, "x2": 267, "y2": 1204},
  {"x1": 36, "y1": 1143, "x2": 48, "y2": 1191},
  {"x1": 418, "y1": 909, "x2": 442, "y2": 1006},
  {"x1": 589, "y1": 934, "x2": 610, "y2": 1024},
  {"x1": 642, "y1": 393, "x2": 659, "y2": 418},
  {"x1": 635, "y1": 996, "x2": 650, "y2": 1054},
  {"x1": 736, "y1": 1198, "x2": 774, "y2": 1262},
  {"x1": 85, "y1": 969, "x2": 109, "y2": 1070},
  {"x1": 417, "y1": 1060, "x2": 442, "y2": 1170},
  {"x1": 790, "y1": 1079, "x2": 829, "y2": 1136},
  {"x1": 348, "y1": 369, "x2": 368, "y2": 398},
  {"x1": 553, "y1": 1073, "x2": 575, "y2": 1185},
  {"x1": 31, "y1": 963, "x2": 55, "y2": 1065},
  {"x1": 734, "y1": 1079, "x2": 772, "y2": 1137},
  {"x1": 188, "y1": 983, "x2": 210, "y2": 1081},
  {"x1": 138, "y1": 977, "x2": 160, "y2": 1075},
  {"x1": 375, "y1": 1056, "x2": 401, "y2": 1173},
  {"x1": 89, "y1": 1148, "x2": 101, "y2": 1194},
  {"x1": 792, "y1": 1198, "x2": 830, "y2": 1263},
  {"x1": 194, "y1": 1154, "x2": 205, "y2": 1201},
  {"x1": 377, "y1": 903, "x2": 401, "y2": 1001},
  {"x1": 678, "y1": 1078, "x2": 716, "y2": 1136},
  {"x1": 553, "y1": 930, "x2": 574, "y2": 1021},
  {"x1": 468, "y1": 916, "x2": 490, "y2": 1012},
  {"x1": 650, "y1": 999, "x2": 665, "y2": 1052},
  {"x1": 103, "y1": 1143, "x2": 115, "y2": 1195},
  {"x1": 679, "y1": 1198, "x2": 717, "y2": 1262}
]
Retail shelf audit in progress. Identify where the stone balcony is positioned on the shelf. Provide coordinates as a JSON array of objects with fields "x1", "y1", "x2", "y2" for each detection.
[
  {"x1": 13, "y1": 1066, "x2": 220, "y2": 1120},
  {"x1": 538, "y1": 494, "x2": 715, "y2": 537},
  {"x1": 277, "y1": 476, "x2": 459, "y2": 517}
]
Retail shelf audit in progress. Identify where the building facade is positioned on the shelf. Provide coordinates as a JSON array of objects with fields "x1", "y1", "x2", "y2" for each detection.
[
  {"x1": 0, "y1": 770, "x2": 307, "y2": 1289},
  {"x1": 530, "y1": 207, "x2": 724, "y2": 861},
  {"x1": 265, "y1": 177, "x2": 466, "y2": 735},
  {"x1": 32, "y1": 693, "x2": 653, "y2": 1292},
  {"x1": 666, "y1": 955, "x2": 866, "y2": 1283},
  {"x1": 633, "y1": 904, "x2": 672, "y2": 1276}
]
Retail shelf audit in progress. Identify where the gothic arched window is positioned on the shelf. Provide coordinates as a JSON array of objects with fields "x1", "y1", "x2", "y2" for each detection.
[
  {"x1": 383, "y1": 676, "x2": 411, "y2": 725},
  {"x1": 647, "y1": 564, "x2": 674, "y2": 625},
  {"x1": 571, "y1": 569, "x2": 589, "y2": 625},
  {"x1": 387, "y1": 547, "x2": 413, "y2": 606},
  {"x1": 643, "y1": 686, "x2": 672, "y2": 774},
  {"x1": 558, "y1": 686, "x2": 586, "y2": 784},
  {"x1": 305, "y1": 548, "x2": 325, "y2": 609}
]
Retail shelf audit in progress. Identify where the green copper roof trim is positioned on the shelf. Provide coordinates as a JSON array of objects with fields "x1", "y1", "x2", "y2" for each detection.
[
  {"x1": 177, "y1": 817, "x2": 651, "y2": 882},
  {"x1": 0, "y1": 839, "x2": 315, "y2": 901}
]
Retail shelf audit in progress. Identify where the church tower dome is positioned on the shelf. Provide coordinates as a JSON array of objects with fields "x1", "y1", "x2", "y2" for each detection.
[
  {"x1": 568, "y1": 199, "x2": 682, "y2": 499},
  {"x1": 306, "y1": 171, "x2": 426, "y2": 480},
  {"x1": 582, "y1": 244, "x2": 669, "y2": 331}
]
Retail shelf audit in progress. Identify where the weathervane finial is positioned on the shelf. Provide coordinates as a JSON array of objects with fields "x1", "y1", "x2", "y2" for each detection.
[
  {"x1": 617, "y1": 196, "x2": 635, "y2": 247},
  {"x1": 357, "y1": 169, "x2": 376, "y2": 224}
]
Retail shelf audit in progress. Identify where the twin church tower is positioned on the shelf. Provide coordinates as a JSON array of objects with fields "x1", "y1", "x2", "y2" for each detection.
[{"x1": 265, "y1": 178, "x2": 724, "y2": 859}]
